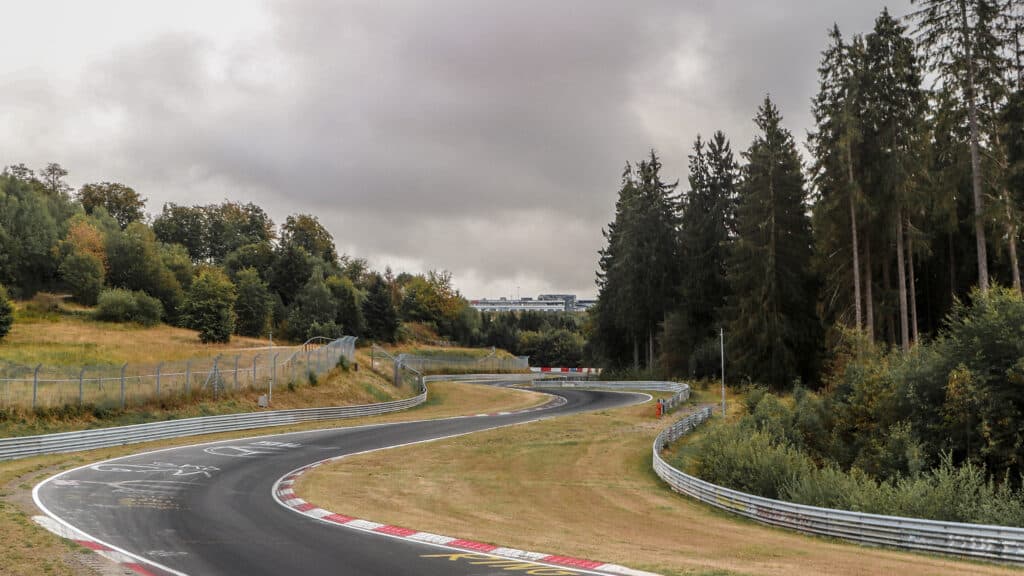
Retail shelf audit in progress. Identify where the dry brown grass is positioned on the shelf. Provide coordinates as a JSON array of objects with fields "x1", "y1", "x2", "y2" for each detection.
[
  {"x1": 1, "y1": 311, "x2": 270, "y2": 367},
  {"x1": 298, "y1": 399, "x2": 1020, "y2": 576},
  {"x1": 0, "y1": 380, "x2": 550, "y2": 576}
]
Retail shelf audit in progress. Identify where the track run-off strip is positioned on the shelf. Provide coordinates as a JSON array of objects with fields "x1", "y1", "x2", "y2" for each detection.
[{"x1": 271, "y1": 423, "x2": 658, "y2": 576}]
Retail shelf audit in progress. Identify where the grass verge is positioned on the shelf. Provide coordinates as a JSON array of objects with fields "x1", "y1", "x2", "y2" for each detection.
[
  {"x1": 0, "y1": 380, "x2": 550, "y2": 576},
  {"x1": 296, "y1": 397, "x2": 1019, "y2": 576}
]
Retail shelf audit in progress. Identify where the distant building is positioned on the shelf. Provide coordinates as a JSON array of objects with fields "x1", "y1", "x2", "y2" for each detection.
[{"x1": 470, "y1": 293, "x2": 595, "y2": 313}]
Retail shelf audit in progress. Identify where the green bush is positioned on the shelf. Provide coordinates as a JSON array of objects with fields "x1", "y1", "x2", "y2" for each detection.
[
  {"x1": 182, "y1": 268, "x2": 237, "y2": 343},
  {"x1": 95, "y1": 288, "x2": 163, "y2": 326},
  {"x1": 59, "y1": 251, "x2": 104, "y2": 305},
  {"x1": 0, "y1": 284, "x2": 13, "y2": 340}
]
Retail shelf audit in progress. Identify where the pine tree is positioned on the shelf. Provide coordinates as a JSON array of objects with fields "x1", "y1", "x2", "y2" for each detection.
[
  {"x1": 859, "y1": 9, "x2": 930, "y2": 350},
  {"x1": 726, "y1": 97, "x2": 820, "y2": 389},
  {"x1": 669, "y1": 131, "x2": 738, "y2": 374},
  {"x1": 810, "y1": 26, "x2": 867, "y2": 333},
  {"x1": 912, "y1": 0, "x2": 1015, "y2": 292},
  {"x1": 593, "y1": 153, "x2": 681, "y2": 369}
]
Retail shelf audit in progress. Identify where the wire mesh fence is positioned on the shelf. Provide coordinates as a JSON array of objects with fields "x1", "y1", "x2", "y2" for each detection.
[
  {"x1": 0, "y1": 336, "x2": 357, "y2": 411},
  {"x1": 369, "y1": 346, "x2": 528, "y2": 376}
]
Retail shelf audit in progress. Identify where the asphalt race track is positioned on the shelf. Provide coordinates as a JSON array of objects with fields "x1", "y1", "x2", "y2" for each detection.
[{"x1": 35, "y1": 387, "x2": 647, "y2": 576}]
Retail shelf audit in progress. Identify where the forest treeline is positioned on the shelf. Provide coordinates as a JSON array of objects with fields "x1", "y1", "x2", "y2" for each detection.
[
  {"x1": 0, "y1": 164, "x2": 585, "y2": 364},
  {"x1": 0, "y1": 163, "x2": 409, "y2": 343},
  {"x1": 593, "y1": 1, "x2": 1024, "y2": 514},
  {"x1": 593, "y1": 3, "x2": 1024, "y2": 386}
]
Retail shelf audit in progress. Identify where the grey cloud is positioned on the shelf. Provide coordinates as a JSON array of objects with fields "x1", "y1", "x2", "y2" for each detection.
[{"x1": 1, "y1": 0, "x2": 914, "y2": 298}]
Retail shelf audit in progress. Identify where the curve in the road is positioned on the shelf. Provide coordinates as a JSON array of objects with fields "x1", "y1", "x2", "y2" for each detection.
[{"x1": 34, "y1": 387, "x2": 649, "y2": 576}]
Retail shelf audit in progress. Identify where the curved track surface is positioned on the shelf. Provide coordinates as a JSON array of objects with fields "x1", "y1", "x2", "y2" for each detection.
[{"x1": 35, "y1": 388, "x2": 645, "y2": 576}]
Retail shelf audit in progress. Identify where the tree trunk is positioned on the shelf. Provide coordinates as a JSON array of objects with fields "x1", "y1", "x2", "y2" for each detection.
[
  {"x1": 949, "y1": 232, "x2": 957, "y2": 298},
  {"x1": 906, "y1": 219, "x2": 919, "y2": 344},
  {"x1": 847, "y1": 143, "x2": 862, "y2": 330},
  {"x1": 633, "y1": 337, "x2": 639, "y2": 370},
  {"x1": 883, "y1": 257, "x2": 895, "y2": 346},
  {"x1": 865, "y1": 233, "x2": 875, "y2": 339},
  {"x1": 895, "y1": 211, "x2": 910, "y2": 352},
  {"x1": 648, "y1": 330, "x2": 654, "y2": 370},
  {"x1": 1010, "y1": 222, "x2": 1021, "y2": 292},
  {"x1": 962, "y1": 0, "x2": 989, "y2": 292}
]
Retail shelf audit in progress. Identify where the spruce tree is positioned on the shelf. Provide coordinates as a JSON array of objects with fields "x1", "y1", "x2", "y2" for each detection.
[
  {"x1": 669, "y1": 132, "x2": 738, "y2": 374},
  {"x1": 912, "y1": 0, "x2": 1015, "y2": 292},
  {"x1": 593, "y1": 153, "x2": 681, "y2": 370},
  {"x1": 863, "y1": 8, "x2": 929, "y2": 350},
  {"x1": 809, "y1": 26, "x2": 868, "y2": 333},
  {"x1": 726, "y1": 97, "x2": 820, "y2": 389}
]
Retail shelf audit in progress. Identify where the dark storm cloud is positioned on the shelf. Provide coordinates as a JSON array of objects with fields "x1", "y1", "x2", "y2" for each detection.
[{"x1": 1, "y1": 0, "x2": 913, "y2": 297}]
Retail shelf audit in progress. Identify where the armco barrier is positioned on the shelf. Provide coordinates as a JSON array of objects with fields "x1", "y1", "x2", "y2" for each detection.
[
  {"x1": 653, "y1": 407, "x2": 1024, "y2": 564},
  {"x1": 533, "y1": 380, "x2": 689, "y2": 413},
  {"x1": 0, "y1": 373, "x2": 549, "y2": 462}
]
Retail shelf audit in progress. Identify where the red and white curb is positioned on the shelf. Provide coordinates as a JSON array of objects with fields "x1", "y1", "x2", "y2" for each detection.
[
  {"x1": 33, "y1": 515, "x2": 162, "y2": 575},
  {"x1": 273, "y1": 462, "x2": 659, "y2": 576}
]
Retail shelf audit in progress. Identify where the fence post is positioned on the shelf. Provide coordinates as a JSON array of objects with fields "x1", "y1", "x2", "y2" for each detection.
[
  {"x1": 234, "y1": 355, "x2": 240, "y2": 390},
  {"x1": 271, "y1": 353, "x2": 279, "y2": 404},
  {"x1": 156, "y1": 363, "x2": 163, "y2": 397},
  {"x1": 306, "y1": 348, "x2": 311, "y2": 378},
  {"x1": 212, "y1": 355, "x2": 221, "y2": 399},
  {"x1": 253, "y1": 354, "x2": 260, "y2": 386},
  {"x1": 32, "y1": 364, "x2": 41, "y2": 409},
  {"x1": 79, "y1": 367, "x2": 85, "y2": 405},
  {"x1": 120, "y1": 363, "x2": 127, "y2": 409}
]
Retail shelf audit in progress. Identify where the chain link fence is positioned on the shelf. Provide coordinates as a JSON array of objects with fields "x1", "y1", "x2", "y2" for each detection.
[
  {"x1": 0, "y1": 336, "x2": 357, "y2": 411},
  {"x1": 369, "y1": 345, "x2": 528, "y2": 379}
]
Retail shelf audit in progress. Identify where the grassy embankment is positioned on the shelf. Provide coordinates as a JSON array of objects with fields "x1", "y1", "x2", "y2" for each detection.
[{"x1": 297, "y1": 381, "x2": 1016, "y2": 576}]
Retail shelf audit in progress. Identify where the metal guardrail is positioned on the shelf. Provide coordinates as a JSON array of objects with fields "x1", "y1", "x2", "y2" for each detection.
[
  {"x1": 0, "y1": 371, "x2": 549, "y2": 462},
  {"x1": 653, "y1": 407, "x2": 1024, "y2": 564},
  {"x1": 533, "y1": 380, "x2": 689, "y2": 414}
]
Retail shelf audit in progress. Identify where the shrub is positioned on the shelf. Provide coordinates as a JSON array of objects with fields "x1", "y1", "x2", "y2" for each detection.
[
  {"x1": 308, "y1": 370, "x2": 319, "y2": 386},
  {"x1": 95, "y1": 288, "x2": 163, "y2": 326},
  {"x1": 59, "y1": 251, "x2": 105, "y2": 305},
  {"x1": 182, "y1": 268, "x2": 237, "y2": 343},
  {"x1": 234, "y1": 267, "x2": 272, "y2": 337},
  {"x1": 0, "y1": 284, "x2": 13, "y2": 340}
]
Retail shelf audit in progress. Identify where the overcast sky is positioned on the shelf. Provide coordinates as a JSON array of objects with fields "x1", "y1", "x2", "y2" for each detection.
[{"x1": 0, "y1": 0, "x2": 914, "y2": 299}]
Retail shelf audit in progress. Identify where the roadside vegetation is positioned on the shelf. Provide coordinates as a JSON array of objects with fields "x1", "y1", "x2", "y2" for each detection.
[{"x1": 675, "y1": 287, "x2": 1024, "y2": 526}]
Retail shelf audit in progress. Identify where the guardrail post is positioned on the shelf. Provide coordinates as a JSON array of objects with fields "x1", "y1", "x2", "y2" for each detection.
[
  {"x1": 32, "y1": 364, "x2": 41, "y2": 409},
  {"x1": 120, "y1": 363, "x2": 127, "y2": 409},
  {"x1": 155, "y1": 362, "x2": 163, "y2": 397},
  {"x1": 271, "y1": 353, "x2": 279, "y2": 405},
  {"x1": 78, "y1": 367, "x2": 85, "y2": 405},
  {"x1": 233, "y1": 355, "x2": 240, "y2": 390}
]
